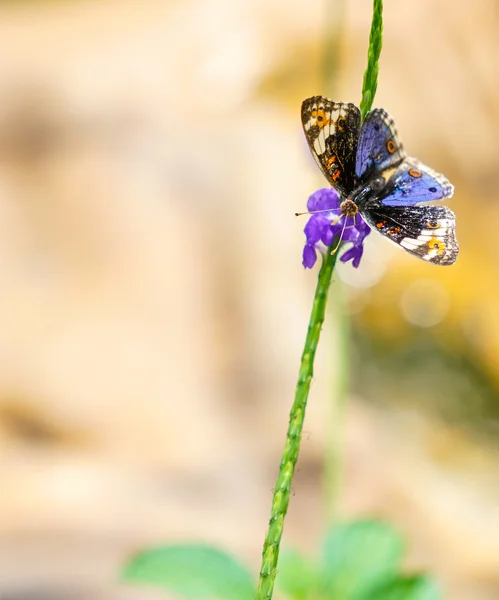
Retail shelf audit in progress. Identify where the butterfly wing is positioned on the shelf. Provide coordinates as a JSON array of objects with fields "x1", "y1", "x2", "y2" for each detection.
[
  {"x1": 375, "y1": 157, "x2": 454, "y2": 206},
  {"x1": 356, "y1": 108, "x2": 406, "y2": 180},
  {"x1": 302, "y1": 96, "x2": 360, "y2": 198},
  {"x1": 362, "y1": 205, "x2": 459, "y2": 265}
]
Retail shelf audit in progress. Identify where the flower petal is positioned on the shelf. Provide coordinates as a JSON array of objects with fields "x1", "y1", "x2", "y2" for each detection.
[
  {"x1": 303, "y1": 244, "x2": 318, "y2": 268},
  {"x1": 341, "y1": 217, "x2": 360, "y2": 242},
  {"x1": 307, "y1": 188, "x2": 340, "y2": 212},
  {"x1": 328, "y1": 217, "x2": 348, "y2": 246},
  {"x1": 304, "y1": 216, "x2": 322, "y2": 245},
  {"x1": 321, "y1": 224, "x2": 334, "y2": 246},
  {"x1": 340, "y1": 244, "x2": 364, "y2": 268}
]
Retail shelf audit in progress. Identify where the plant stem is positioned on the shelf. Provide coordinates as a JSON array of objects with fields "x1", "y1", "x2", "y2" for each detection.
[
  {"x1": 256, "y1": 0, "x2": 384, "y2": 596},
  {"x1": 360, "y1": 0, "x2": 384, "y2": 120},
  {"x1": 256, "y1": 248, "x2": 339, "y2": 600}
]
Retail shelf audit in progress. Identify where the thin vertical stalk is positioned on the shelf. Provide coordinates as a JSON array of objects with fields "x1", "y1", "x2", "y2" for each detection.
[
  {"x1": 360, "y1": 0, "x2": 384, "y2": 119},
  {"x1": 256, "y1": 248, "x2": 339, "y2": 600},
  {"x1": 255, "y1": 0, "x2": 384, "y2": 597}
]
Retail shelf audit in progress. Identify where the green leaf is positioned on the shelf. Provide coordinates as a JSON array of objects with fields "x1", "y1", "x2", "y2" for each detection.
[
  {"x1": 357, "y1": 574, "x2": 442, "y2": 600},
  {"x1": 122, "y1": 544, "x2": 256, "y2": 600},
  {"x1": 276, "y1": 549, "x2": 320, "y2": 600},
  {"x1": 321, "y1": 520, "x2": 404, "y2": 598}
]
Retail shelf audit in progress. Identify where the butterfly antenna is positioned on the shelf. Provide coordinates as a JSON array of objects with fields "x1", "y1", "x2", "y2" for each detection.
[
  {"x1": 295, "y1": 207, "x2": 342, "y2": 217},
  {"x1": 330, "y1": 215, "x2": 349, "y2": 255}
]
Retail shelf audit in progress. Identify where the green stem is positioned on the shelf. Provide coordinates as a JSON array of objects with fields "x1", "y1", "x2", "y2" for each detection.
[
  {"x1": 256, "y1": 1, "x2": 384, "y2": 596},
  {"x1": 360, "y1": 0, "x2": 383, "y2": 119},
  {"x1": 256, "y1": 248, "x2": 339, "y2": 600}
]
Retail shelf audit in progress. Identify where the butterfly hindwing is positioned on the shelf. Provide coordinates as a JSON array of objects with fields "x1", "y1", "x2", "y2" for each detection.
[
  {"x1": 376, "y1": 157, "x2": 454, "y2": 206},
  {"x1": 356, "y1": 108, "x2": 406, "y2": 180},
  {"x1": 302, "y1": 96, "x2": 361, "y2": 197},
  {"x1": 362, "y1": 205, "x2": 458, "y2": 265}
]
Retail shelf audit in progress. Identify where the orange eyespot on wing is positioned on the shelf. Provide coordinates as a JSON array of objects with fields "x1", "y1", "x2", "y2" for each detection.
[
  {"x1": 386, "y1": 139, "x2": 396, "y2": 154},
  {"x1": 311, "y1": 108, "x2": 331, "y2": 129},
  {"x1": 427, "y1": 237, "x2": 446, "y2": 255},
  {"x1": 409, "y1": 169, "x2": 422, "y2": 178},
  {"x1": 356, "y1": 108, "x2": 406, "y2": 179}
]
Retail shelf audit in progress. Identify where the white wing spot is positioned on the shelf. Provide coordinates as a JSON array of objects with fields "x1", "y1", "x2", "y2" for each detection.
[{"x1": 314, "y1": 136, "x2": 325, "y2": 155}]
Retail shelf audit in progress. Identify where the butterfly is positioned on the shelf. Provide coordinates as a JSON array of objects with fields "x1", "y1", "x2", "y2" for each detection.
[{"x1": 301, "y1": 96, "x2": 459, "y2": 265}]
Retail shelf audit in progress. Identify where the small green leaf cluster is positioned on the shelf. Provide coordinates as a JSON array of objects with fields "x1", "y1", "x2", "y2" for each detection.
[
  {"x1": 277, "y1": 521, "x2": 439, "y2": 600},
  {"x1": 122, "y1": 520, "x2": 441, "y2": 600}
]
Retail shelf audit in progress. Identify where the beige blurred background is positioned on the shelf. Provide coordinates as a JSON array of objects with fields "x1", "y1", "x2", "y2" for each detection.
[{"x1": 0, "y1": 0, "x2": 497, "y2": 599}]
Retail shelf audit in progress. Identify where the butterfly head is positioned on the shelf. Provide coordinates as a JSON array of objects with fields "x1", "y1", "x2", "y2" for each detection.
[{"x1": 339, "y1": 199, "x2": 358, "y2": 219}]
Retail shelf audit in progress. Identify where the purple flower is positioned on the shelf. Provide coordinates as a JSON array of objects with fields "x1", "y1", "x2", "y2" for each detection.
[{"x1": 302, "y1": 188, "x2": 371, "y2": 269}]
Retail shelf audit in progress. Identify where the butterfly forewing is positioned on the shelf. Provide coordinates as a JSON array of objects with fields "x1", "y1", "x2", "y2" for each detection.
[
  {"x1": 302, "y1": 97, "x2": 360, "y2": 198},
  {"x1": 362, "y1": 205, "x2": 458, "y2": 265},
  {"x1": 356, "y1": 108, "x2": 406, "y2": 180}
]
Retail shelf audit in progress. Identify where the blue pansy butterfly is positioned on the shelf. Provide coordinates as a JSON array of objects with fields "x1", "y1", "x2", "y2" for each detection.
[{"x1": 301, "y1": 96, "x2": 459, "y2": 265}]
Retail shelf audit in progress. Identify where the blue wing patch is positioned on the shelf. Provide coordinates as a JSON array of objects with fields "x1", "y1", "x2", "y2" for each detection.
[
  {"x1": 355, "y1": 108, "x2": 406, "y2": 180},
  {"x1": 377, "y1": 158, "x2": 454, "y2": 206}
]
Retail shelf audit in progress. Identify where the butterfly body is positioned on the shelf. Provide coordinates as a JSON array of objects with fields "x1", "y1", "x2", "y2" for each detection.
[{"x1": 301, "y1": 96, "x2": 459, "y2": 265}]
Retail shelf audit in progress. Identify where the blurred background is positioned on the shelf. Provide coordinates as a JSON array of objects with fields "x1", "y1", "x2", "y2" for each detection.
[{"x1": 0, "y1": 0, "x2": 497, "y2": 598}]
